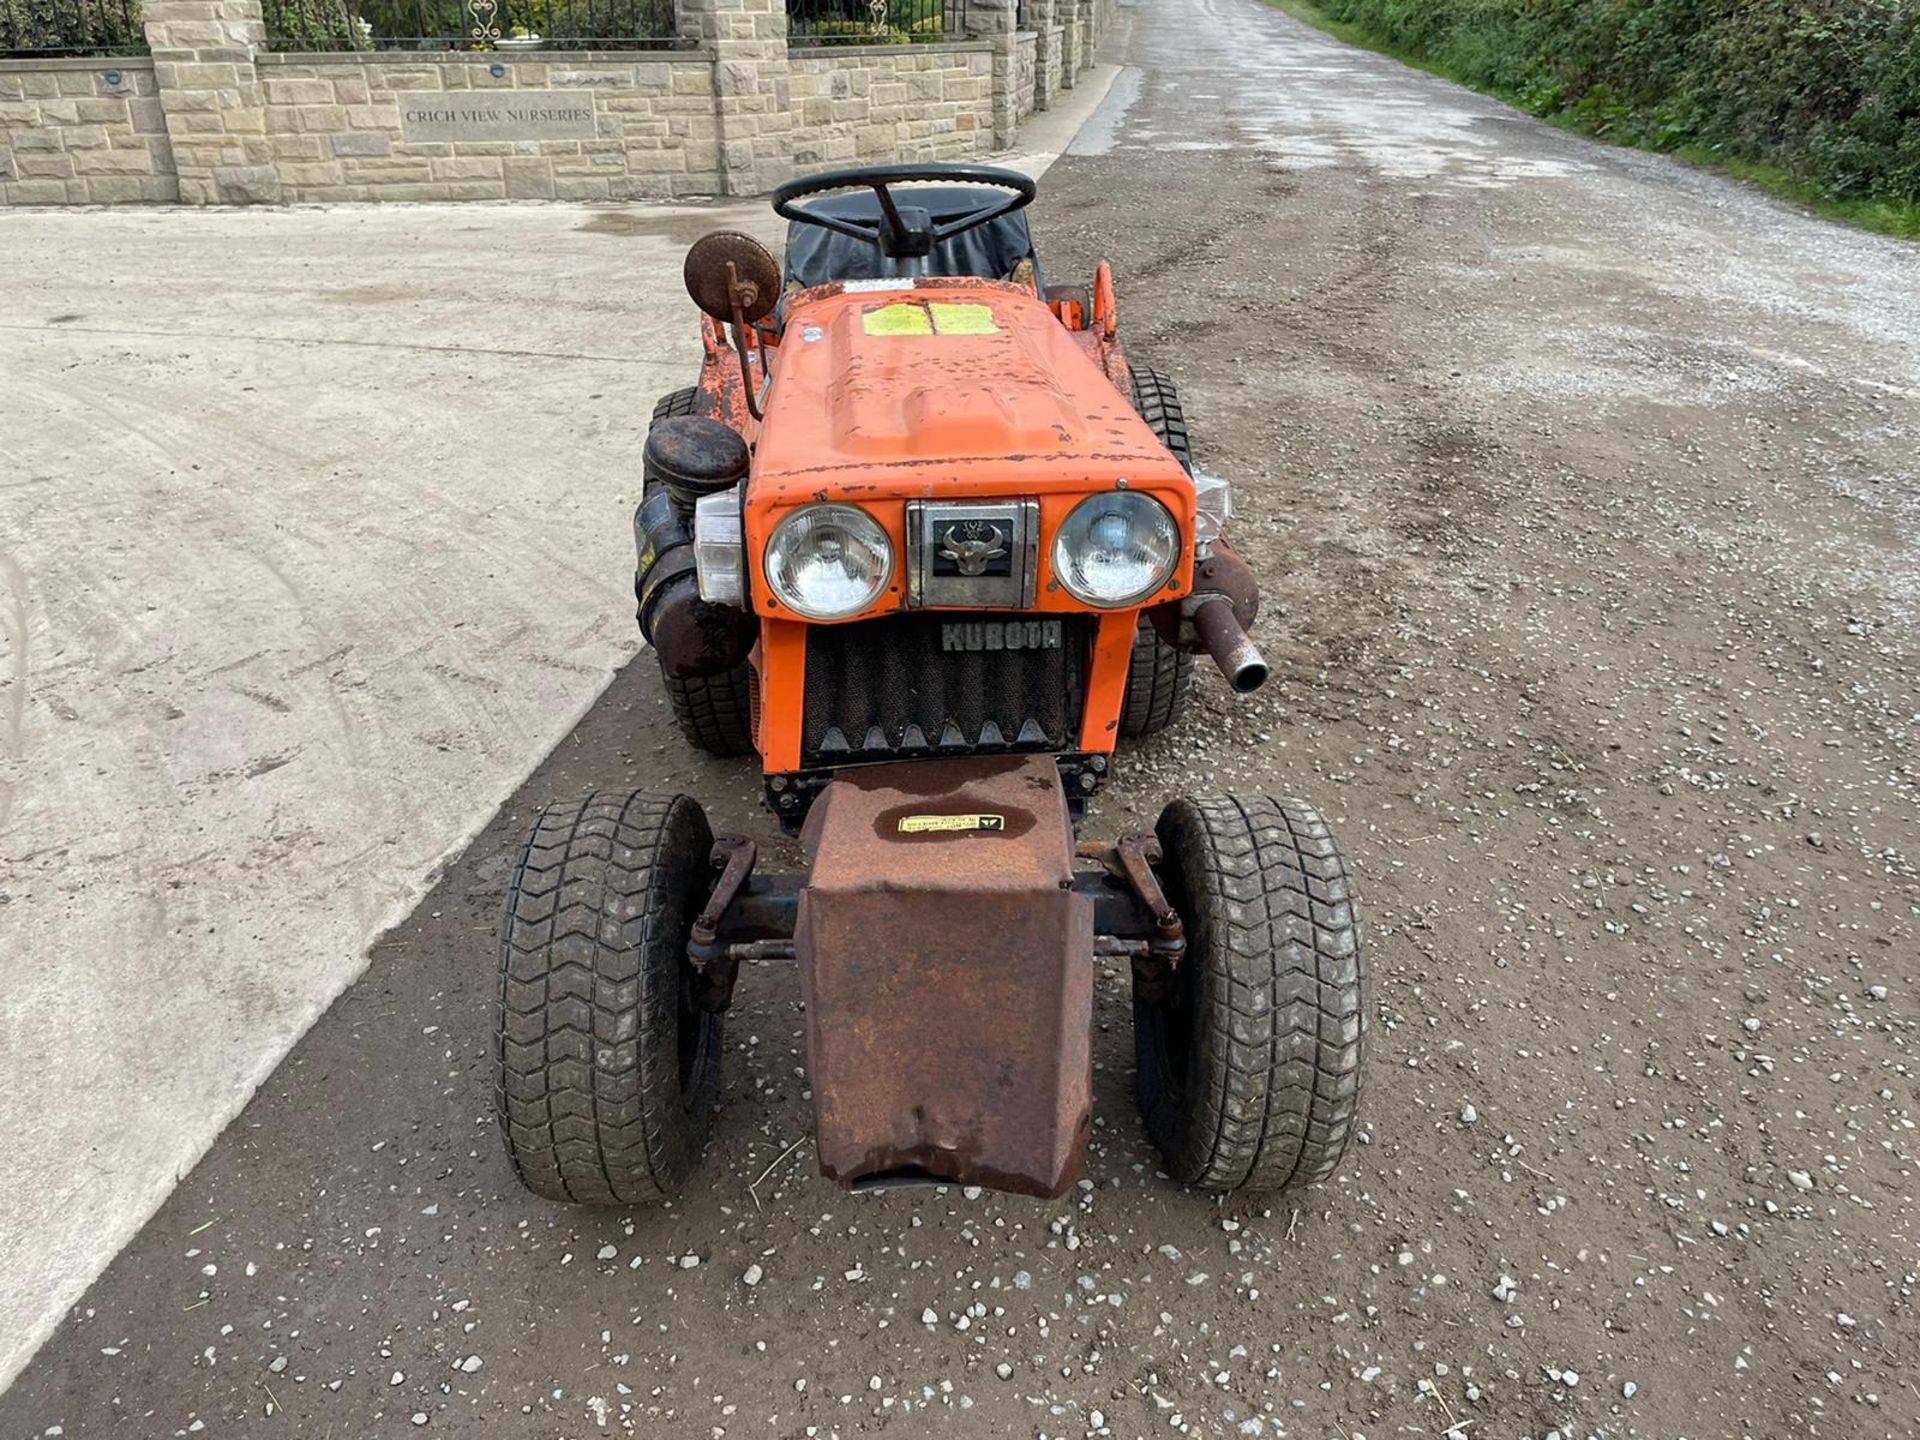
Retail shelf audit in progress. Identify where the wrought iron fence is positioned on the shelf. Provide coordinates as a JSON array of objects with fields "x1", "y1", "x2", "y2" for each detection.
[
  {"x1": 787, "y1": 0, "x2": 971, "y2": 46},
  {"x1": 261, "y1": 0, "x2": 679, "y2": 52},
  {"x1": 0, "y1": 0, "x2": 147, "y2": 56}
]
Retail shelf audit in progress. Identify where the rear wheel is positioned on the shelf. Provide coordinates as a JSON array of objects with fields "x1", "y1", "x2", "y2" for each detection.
[
  {"x1": 1120, "y1": 615, "x2": 1192, "y2": 738},
  {"x1": 649, "y1": 387, "x2": 757, "y2": 757},
  {"x1": 1122, "y1": 364, "x2": 1194, "y2": 736},
  {"x1": 495, "y1": 792, "x2": 722, "y2": 1204},
  {"x1": 1130, "y1": 364, "x2": 1192, "y2": 472},
  {"x1": 665, "y1": 669, "x2": 755, "y2": 758},
  {"x1": 1134, "y1": 794, "x2": 1367, "y2": 1194},
  {"x1": 651, "y1": 387, "x2": 701, "y2": 423}
]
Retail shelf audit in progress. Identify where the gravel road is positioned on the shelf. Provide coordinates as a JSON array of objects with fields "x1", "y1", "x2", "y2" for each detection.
[{"x1": 6, "y1": 1, "x2": 1918, "y2": 1437}]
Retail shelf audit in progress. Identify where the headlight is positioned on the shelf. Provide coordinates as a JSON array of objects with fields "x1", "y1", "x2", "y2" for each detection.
[
  {"x1": 765, "y1": 503, "x2": 894, "y2": 619},
  {"x1": 1052, "y1": 492, "x2": 1179, "y2": 607}
]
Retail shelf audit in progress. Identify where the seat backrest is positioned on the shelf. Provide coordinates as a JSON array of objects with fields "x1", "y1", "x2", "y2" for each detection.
[{"x1": 783, "y1": 184, "x2": 1041, "y2": 289}]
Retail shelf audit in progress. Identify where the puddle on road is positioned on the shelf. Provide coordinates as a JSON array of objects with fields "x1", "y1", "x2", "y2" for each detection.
[
  {"x1": 1064, "y1": 65, "x2": 1141, "y2": 158},
  {"x1": 576, "y1": 209, "x2": 735, "y2": 243},
  {"x1": 1079, "y1": 9, "x2": 1595, "y2": 192}
]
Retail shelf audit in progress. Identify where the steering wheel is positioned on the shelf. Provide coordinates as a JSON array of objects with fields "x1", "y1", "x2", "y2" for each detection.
[{"x1": 772, "y1": 164, "x2": 1037, "y2": 267}]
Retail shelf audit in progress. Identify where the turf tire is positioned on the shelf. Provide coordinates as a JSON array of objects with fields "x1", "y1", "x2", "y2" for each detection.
[
  {"x1": 1134, "y1": 795, "x2": 1367, "y2": 1194},
  {"x1": 495, "y1": 792, "x2": 722, "y2": 1205},
  {"x1": 1121, "y1": 364, "x2": 1195, "y2": 736},
  {"x1": 665, "y1": 669, "x2": 755, "y2": 758},
  {"x1": 647, "y1": 387, "x2": 757, "y2": 757},
  {"x1": 1120, "y1": 615, "x2": 1193, "y2": 739},
  {"x1": 652, "y1": 387, "x2": 701, "y2": 422},
  {"x1": 1130, "y1": 364, "x2": 1193, "y2": 473}
]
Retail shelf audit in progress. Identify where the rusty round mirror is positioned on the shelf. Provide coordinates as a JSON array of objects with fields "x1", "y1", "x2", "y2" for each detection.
[{"x1": 684, "y1": 230, "x2": 781, "y2": 326}]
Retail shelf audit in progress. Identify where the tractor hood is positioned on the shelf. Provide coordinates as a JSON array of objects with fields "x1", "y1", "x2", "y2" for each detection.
[{"x1": 751, "y1": 278, "x2": 1190, "y2": 503}]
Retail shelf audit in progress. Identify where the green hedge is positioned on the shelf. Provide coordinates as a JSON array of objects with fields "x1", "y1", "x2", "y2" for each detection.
[
  {"x1": 0, "y1": 0, "x2": 147, "y2": 54},
  {"x1": 1305, "y1": 0, "x2": 1920, "y2": 208}
]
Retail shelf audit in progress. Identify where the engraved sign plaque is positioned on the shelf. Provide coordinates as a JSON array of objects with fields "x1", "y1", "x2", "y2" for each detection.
[{"x1": 399, "y1": 91, "x2": 596, "y2": 142}]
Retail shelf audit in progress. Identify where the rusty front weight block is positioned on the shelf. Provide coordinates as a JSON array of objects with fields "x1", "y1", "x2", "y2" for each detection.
[
  {"x1": 679, "y1": 762, "x2": 1188, "y2": 1198},
  {"x1": 796, "y1": 755, "x2": 1094, "y2": 1198}
]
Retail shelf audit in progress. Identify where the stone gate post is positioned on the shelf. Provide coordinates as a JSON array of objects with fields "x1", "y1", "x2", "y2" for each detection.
[
  {"x1": 1029, "y1": 0, "x2": 1056, "y2": 111},
  {"x1": 1059, "y1": 0, "x2": 1084, "y2": 86},
  {"x1": 142, "y1": 0, "x2": 280, "y2": 204},
  {"x1": 971, "y1": 0, "x2": 1020, "y2": 149},
  {"x1": 686, "y1": 0, "x2": 793, "y2": 196}
]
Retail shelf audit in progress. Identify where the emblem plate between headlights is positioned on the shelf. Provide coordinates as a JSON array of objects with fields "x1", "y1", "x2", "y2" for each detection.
[{"x1": 907, "y1": 500, "x2": 1039, "y2": 609}]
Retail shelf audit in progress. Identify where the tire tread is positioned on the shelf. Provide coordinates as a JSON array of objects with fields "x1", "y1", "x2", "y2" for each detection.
[
  {"x1": 493, "y1": 791, "x2": 719, "y2": 1205},
  {"x1": 1137, "y1": 794, "x2": 1367, "y2": 1194},
  {"x1": 1122, "y1": 363, "x2": 1195, "y2": 738}
]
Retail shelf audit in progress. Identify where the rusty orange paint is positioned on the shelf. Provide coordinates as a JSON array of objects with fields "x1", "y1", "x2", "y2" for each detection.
[
  {"x1": 741, "y1": 279, "x2": 1194, "y2": 623},
  {"x1": 689, "y1": 274, "x2": 1188, "y2": 779},
  {"x1": 797, "y1": 755, "x2": 1093, "y2": 1196},
  {"x1": 1078, "y1": 611, "x2": 1138, "y2": 752},
  {"x1": 756, "y1": 618, "x2": 809, "y2": 773},
  {"x1": 1092, "y1": 261, "x2": 1118, "y2": 341},
  {"x1": 694, "y1": 312, "x2": 771, "y2": 437}
]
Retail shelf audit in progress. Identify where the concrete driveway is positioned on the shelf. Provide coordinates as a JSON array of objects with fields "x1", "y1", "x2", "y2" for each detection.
[
  {"x1": 0, "y1": 196, "x2": 753, "y2": 1387},
  {"x1": 0, "y1": 74, "x2": 1113, "y2": 1393}
]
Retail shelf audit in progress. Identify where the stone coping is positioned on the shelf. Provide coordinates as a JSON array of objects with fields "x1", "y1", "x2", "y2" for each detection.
[
  {"x1": 0, "y1": 55, "x2": 153, "y2": 73},
  {"x1": 788, "y1": 40, "x2": 993, "y2": 60},
  {"x1": 256, "y1": 47, "x2": 694, "y2": 67}
]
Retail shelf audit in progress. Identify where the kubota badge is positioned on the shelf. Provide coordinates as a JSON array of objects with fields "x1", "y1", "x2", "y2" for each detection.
[{"x1": 898, "y1": 813, "x2": 1006, "y2": 834}]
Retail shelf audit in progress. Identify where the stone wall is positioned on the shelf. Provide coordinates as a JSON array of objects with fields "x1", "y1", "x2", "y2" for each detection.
[
  {"x1": 787, "y1": 43, "x2": 992, "y2": 171},
  {"x1": 0, "y1": 59, "x2": 177, "y2": 204},
  {"x1": 256, "y1": 53, "x2": 721, "y2": 202},
  {"x1": 0, "y1": 0, "x2": 1111, "y2": 205}
]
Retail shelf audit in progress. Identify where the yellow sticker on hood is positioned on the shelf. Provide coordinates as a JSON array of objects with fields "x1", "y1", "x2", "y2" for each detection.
[
  {"x1": 928, "y1": 302, "x2": 998, "y2": 335},
  {"x1": 861, "y1": 302, "x2": 1000, "y2": 337},
  {"x1": 864, "y1": 303, "x2": 935, "y2": 336}
]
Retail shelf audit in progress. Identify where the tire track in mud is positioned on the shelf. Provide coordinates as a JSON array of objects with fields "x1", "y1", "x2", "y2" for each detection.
[{"x1": 0, "y1": 551, "x2": 27, "y2": 833}]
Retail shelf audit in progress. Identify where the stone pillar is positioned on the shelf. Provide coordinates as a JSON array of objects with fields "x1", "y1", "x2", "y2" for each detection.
[
  {"x1": 1058, "y1": 0, "x2": 1080, "y2": 90},
  {"x1": 972, "y1": 0, "x2": 1020, "y2": 150},
  {"x1": 1030, "y1": 0, "x2": 1056, "y2": 111},
  {"x1": 143, "y1": 0, "x2": 280, "y2": 204},
  {"x1": 687, "y1": 0, "x2": 792, "y2": 196}
]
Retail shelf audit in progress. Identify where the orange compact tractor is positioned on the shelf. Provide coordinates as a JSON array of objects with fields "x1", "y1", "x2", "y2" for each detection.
[{"x1": 494, "y1": 165, "x2": 1368, "y2": 1204}]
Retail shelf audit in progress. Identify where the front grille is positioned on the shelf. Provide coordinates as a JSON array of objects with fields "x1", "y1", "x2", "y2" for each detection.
[{"x1": 802, "y1": 612, "x2": 1090, "y2": 764}]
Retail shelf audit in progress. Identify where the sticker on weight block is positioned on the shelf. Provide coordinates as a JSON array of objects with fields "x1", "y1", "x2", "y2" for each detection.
[{"x1": 897, "y1": 813, "x2": 1007, "y2": 834}]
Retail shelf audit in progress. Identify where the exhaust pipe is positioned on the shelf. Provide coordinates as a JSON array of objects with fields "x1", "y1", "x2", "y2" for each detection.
[{"x1": 1191, "y1": 596, "x2": 1269, "y2": 694}]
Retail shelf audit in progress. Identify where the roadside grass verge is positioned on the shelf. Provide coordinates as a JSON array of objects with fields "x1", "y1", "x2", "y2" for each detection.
[{"x1": 1262, "y1": 0, "x2": 1920, "y2": 243}]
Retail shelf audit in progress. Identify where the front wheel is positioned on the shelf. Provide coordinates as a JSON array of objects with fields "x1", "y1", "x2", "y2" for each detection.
[
  {"x1": 494, "y1": 792, "x2": 722, "y2": 1204},
  {"x1": 1134, "y1": 795, "x2": 1367, "y2": 1193}
]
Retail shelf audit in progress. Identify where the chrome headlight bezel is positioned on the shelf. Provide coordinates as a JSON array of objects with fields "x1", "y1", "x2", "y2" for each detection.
[
  {"x1": 1051, "y1": 491, "x2": 1181, "y2": 608},
  {"x1": 764, "y1": 502, "x2": 895, "y2": 620}
]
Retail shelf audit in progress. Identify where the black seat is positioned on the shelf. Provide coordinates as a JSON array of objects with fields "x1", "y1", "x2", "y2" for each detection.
[{"x1": 783, "y1": 184, "x2": 1041, "y2": 289}]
